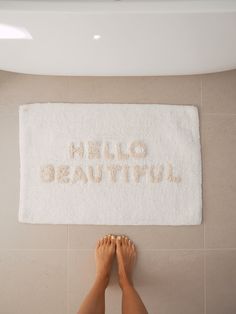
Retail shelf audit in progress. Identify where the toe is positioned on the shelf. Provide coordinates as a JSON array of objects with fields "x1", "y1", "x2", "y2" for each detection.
[
  {"x1": 108, "y1": 235, "x2": 112, "y2": 245},
  {"x1": 132, "y1": 243, "x2": 136, "y2": 252},
  {"x1": 116, "y1": 236, "x2": 122, "y2": 249},
  {"x1": 121, "y1": 236, "x2": 126, "y2": 246},
  {"x1": 125, "y1": 237, "x2": 129, "y2": 246},
  {"x1": 104, "y1": 235, "x2": 109, "y2": 244},
  {"x1": 111, "y1": 235, "x2": 116, "y2": 245},
  {"x1": 106, "y1": 235, "x2": 110, "y2": 244}
]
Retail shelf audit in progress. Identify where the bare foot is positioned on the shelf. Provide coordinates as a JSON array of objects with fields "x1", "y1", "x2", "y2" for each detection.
[
  {"x1": 116, "y1": 236, "x2": 137, "y2": 289},
  {"x1": 95, "y1": 234, "x2": 116, "y2": 287}
]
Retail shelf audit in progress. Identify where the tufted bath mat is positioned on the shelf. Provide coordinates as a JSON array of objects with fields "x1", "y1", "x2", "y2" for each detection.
[{"x1": 19, "y1": 103, "x2": 202, "y2": 225}]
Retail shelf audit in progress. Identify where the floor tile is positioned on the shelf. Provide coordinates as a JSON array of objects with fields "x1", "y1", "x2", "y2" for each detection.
[
  {"x1": 68, "y1": 249, "x2": 204, "y2": 314},
  {"x1": 0, "y1": 70, "x2": 201, "y2": 107},
  {"x1": 3, "y1": 69, "x2": 236, "y2": 314},
  {"x1": 202, "y1": 70, "x2": 236, "y2": 114},
  {"x1": 0, "y1": 250, "x2": 67, "y2": 314},
  {"x1": 0, "y1": 105, "x2": 68, "y2": 249},
  {"x1": 67, "y1": 75, "x2": 201, "y2": 106},
  {"x1": 203, "y1": 114, "x2": 236, "y2": 248},
  {"x1": 206, "y1": 250, "x2": 236, "y2": 314},
  {"x1": 0, "y1": 71, "x2": 70, "y2": 105},
  {"x1": 69, "y1": 225, "x2": 203, "y2": 250}
]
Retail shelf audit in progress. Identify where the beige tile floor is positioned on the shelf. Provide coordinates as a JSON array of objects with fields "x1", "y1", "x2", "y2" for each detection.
[{"x1": 0, "y1": 70, "x2": 235, "y2": 314}]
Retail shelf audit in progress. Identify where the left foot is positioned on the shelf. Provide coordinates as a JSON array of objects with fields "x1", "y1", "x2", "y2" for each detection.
[{"x1": 95, "y1": 235, "x2": 116, "y2": 287}]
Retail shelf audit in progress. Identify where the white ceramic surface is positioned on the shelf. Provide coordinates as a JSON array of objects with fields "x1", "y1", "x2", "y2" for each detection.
[{"x1": 0, "y1": 0, "x2": 236, "y2": 75}]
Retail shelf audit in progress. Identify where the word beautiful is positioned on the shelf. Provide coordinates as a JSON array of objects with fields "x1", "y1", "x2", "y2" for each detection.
[{"x1": 40, "y1": 141, "x2": 182, "y2": 184}]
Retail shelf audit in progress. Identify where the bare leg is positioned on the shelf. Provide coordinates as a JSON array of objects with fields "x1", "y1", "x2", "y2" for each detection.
[
  {"x1": 116, "y1": 236, "x2": 148, "y2": 314},
  {"x1": 77, "y1": 235, "x2": 116, "y2": 314}
]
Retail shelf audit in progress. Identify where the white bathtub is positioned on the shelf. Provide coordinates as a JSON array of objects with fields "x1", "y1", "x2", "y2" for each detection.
[{"x1": 0, "y1": 0, "x2": 236, "y2": 76}]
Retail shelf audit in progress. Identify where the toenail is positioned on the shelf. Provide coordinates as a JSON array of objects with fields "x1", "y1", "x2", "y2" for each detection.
[
  {"x1": 111, "y1": 235, "x2": 115, "y2": 239},
  {"x1": 117, "y1": 236, "x2": 121, "y2": 240}
]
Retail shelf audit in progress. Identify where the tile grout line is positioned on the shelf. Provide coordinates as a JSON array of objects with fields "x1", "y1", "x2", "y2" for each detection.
[
  {"x1": 1, "y1": 247, "x2": 236, "y2": 251},
  {"x1": 66, "y1": 225, "x2": 69, "y2": 314},
  {"x1": 201, "y1": 77, "x2": 205, "y2": 251},
  {"x1": 200, "y1": 75, "x2": 203, "y2": 111},
  {"x1": 204, "y1": 250, "x2": 207, "y2": 314},
  {"x1": 203, "y1": 112, "x2": 236, "y2": 116},
  {"x1": 201, "y1": 77, "x2": 207, "y2": 314}
]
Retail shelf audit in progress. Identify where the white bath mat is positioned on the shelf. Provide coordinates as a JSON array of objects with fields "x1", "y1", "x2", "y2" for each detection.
[{"x1": 19, "y1": 103, "x2": 202, "y2": 225}]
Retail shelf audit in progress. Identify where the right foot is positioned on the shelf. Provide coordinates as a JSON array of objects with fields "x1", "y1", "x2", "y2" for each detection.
[{"x1": 116, "y1": 236, "x2": 137, "y2": 289}]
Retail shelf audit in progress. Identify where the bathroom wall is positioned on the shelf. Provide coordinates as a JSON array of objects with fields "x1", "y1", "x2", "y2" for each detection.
[{"x1": 0, "y1": 69, "x2": 236, "y2": 314}]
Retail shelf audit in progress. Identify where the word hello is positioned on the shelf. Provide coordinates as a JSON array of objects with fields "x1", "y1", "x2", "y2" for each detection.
[
  {"x1": 40, "y1": 141, "x2": 182, "y2": 184},
  {"x1": 69, "y1": 141, "x2": 147, "y2": 160}
]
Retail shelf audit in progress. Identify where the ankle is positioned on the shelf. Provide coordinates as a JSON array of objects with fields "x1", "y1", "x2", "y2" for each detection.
[
  {"x1": 94, "y1": 274, "x2": 110, "y2": 289},
  {"x1": 120, "y1": 280, "x2": 134, "y2": 291},
  {"x1": 119, "y1": 276, "x2": 133, "y2": 291}
]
